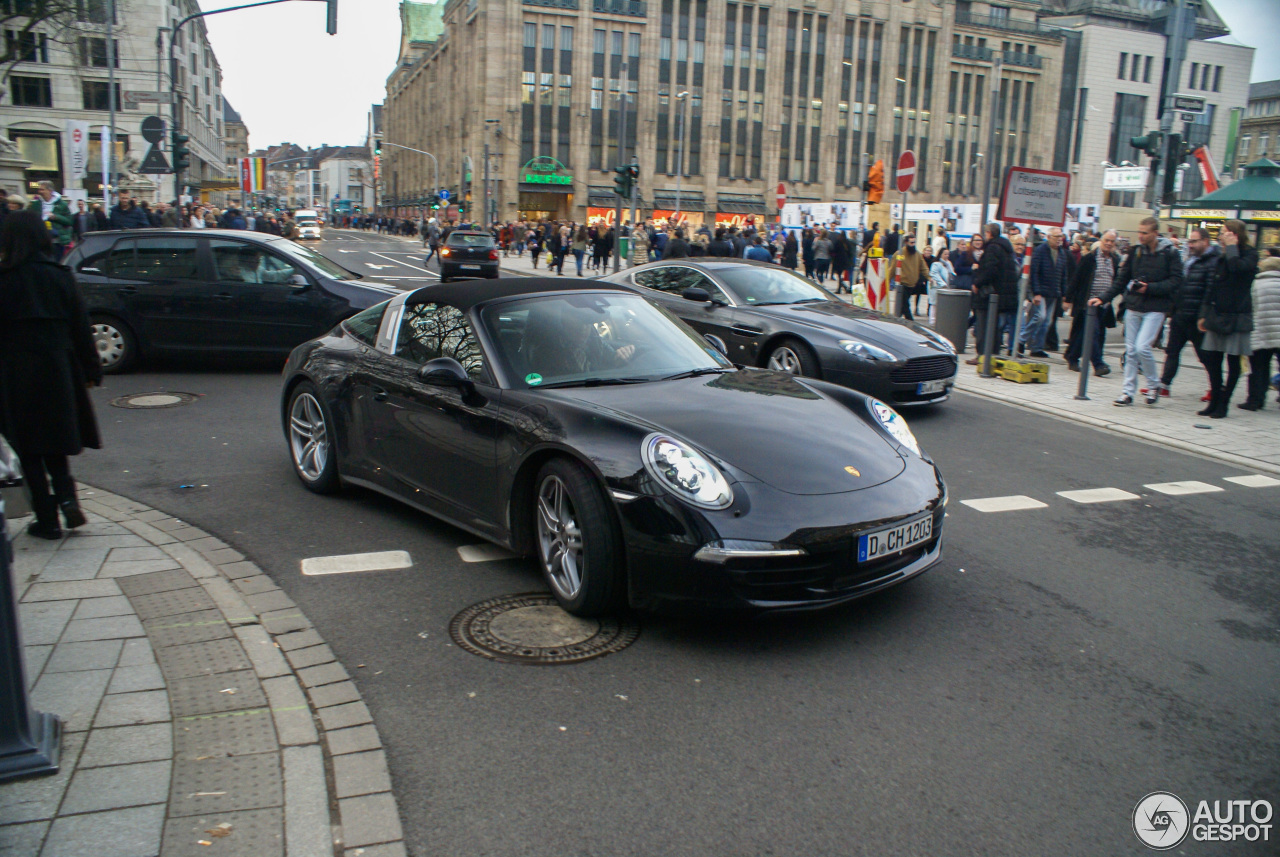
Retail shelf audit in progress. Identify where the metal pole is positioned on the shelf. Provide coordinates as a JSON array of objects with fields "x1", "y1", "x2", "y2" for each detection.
[
  {"x1": 483, "y1": 142, "x2": 491, "y2": 227},
  {"x1": 612, "y1": 60, "x2": 629, "y2": 275},
  {"x1": 106, "y1": 0, "x2": 117, "y2": 207},
  {"x1": 675, "y1": 93, "x2": 686, "y2": 225},
  {"x1": 1154, "y1": 0, "x2": 1192, "y2": 213},
  {"x1": 980, "y1": 292, "x2": 999, "y2": 377},
  {"x1": 981, "y1": 54, "x2": 1002, "y2": 227},
  {"x1": 1074, "y1": 304, "x2": 1098, "y2": 400}
]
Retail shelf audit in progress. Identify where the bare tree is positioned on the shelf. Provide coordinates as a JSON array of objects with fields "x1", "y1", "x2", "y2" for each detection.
[{"x1": 2, "y1": 0, "x2": 109, "y2": 79}]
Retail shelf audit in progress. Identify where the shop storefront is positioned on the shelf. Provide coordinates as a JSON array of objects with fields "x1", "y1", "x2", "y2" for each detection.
[
  {"x1": 518, "y1": 157, "x2": 573, "y2": 222},
  {"x1": 1171, "y1": 159, "x2": 1280, "y2": 251}
]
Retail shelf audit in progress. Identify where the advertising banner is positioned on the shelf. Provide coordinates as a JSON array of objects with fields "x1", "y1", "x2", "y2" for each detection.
[
  {"x1": 67, "y1": 120, "x2": 91, "y2": 179},
  {"x1": 239, "y1": 157, "x2": 265, "y2": 193},
  {"x1": 780, "y1": 202, "x2": 860, "y2": 230}
]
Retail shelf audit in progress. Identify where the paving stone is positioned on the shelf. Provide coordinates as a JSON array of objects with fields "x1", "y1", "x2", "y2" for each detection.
[
  {"x1": 108, "y1": 662, "x2": 166, "y2": 693},
  {"x1": 93, "y1": 690, "x2": 171, "y2": 727},
  {"x1": 333, "y1": 750, "x2": 393, "y2": 799},
  {"x1": 326, "y1": 725, "x2": 383, "y2": 756},
  {"x1": 0, "y1": 731, "x2": 84, "y2": 824},
  {"x1": 0, "y1": 820, "x2": 49, "y2": 856},
  {"x1": 283, "y1": 745, "x2": 331, "y2": 857},
  {"x1": 79, "y1": 723, "x2": 173, "y2": 768},
  {"x1": 44, "y1": 639, "x2": 124, "y2": 673},
  {"x1": 308, "y1": 681, "x2": 360, "y2": 709},
  {"x1": 155, "y1": 637, "x2": 252, "y2": 680},
  {"x1": 143, "y1": 610, "x2": 233, "y2": 649},
  {"x1": 21, "y1": 580, "x2": 121, "y2": 602},
  {"x1": 97, "y1": 559, "x2": 183, "y2": 578},
  {"x1": 31, "y1": 669, "x2": 111, "y2": 732},
  {"x1": 33, "y1": 547, "x2": 111, "y2": 581},
  {"x1": 233, "y1": 625, "x2": 291, "y2": 679},
  {"x1": 285, "y1": 643, "x2": 336, "y2": 671},
  {"x1": 168, "y1": 670, "x2": 267, "y2": 717},
  {"x1": 159, "y1": 808, "x2": 283, "y2": 857},
  {"x1": 173, "y1": 708, "x2": 279, "y2": 760},
  {"x1": 345, "y1": 844, "x2": 408, "y2": 857},
  {"x1": 69, "y1": 521, "x2": 131, "y2": 536},
  {"x1": 16, "y1": 600, "x2": 76, "y2": 646},
  {"x1": 169, "y1": 527, "x2": 212, "y2": 543},
  {"x1": 149, "y1": 518, "x2": 191, "y2": 532},
  {"x1": 60, "y1": 614, "x2": 145, "y2": 642},
  {"x1": 232, "y1": 574, "x2": 279, "y2": 596},
  {"x1": 168, "y1": 752, "x2": 283, "y2": 818},
  {"x1": 129, "y1": 586, "x2": 218, "y2": 621},
  {"x1": 60, "y1": 760, "x2": 171, "y2": 814},
  {"x1": 159, "y1": 542, "x2": 219, "y2": 579},
  {"x1": 24, "y1": 644, "x2": 52, "y2": 689},
  {"x1": 259, "y1": 609, "x2": 310, "y2": 635},
  {"x1": 198, "y1": 578, "x2": 257, "y2": 626},
  {"x1": 317, "y1": 701, "x2": 372, "y2": 732},
  {"x1": 297, "y1": 661, "x2": 350, "y2": 688},
  {"x1": 261, "y1": 676, "x2": 318, "y2": 747},
  {"x1": 72, "y1": 595, "x2": 134, "y2": 619},
  {"x1": 185, "y1": 536, "x2": 229, "y2": 554},
  {"x1": 40, "y1": 803, "x2": 166, "y2": 857},
  {"x1": 118, "y1": 637, "x2": 157, "y2": 668},
  {"x1": 117, "y1": 569, "x2": 198, "y2": 597},
  {"x1": 58, "y1": 534, "x2": 148, "y2": 551},
  {"x1": 11, "y1": 546, "x2": 53, "y2": 587},
  {"x1": 218, "y1": 560, "x2": 263, "y2": 580},
  {"x1": 204, "y1": 547, "x2": 245, "y2": 565},
  {"x1": 131, "y1": 510, "x2": 169, "y2": 523},
  {"x1": 77, "y1": 499, "x2": 130, "y2": 522},
  {"x1": 244, "y1": 590, "x2": 295, "y2": 615},
  {"x1": 274, "y1": 628, "x2": 322, "y2": 652},
  {"x1": 338, "y1": 793, "x2": 404, "y2": 849},
  {"x1": 106, "y1": 546, "x2": 168, "y2": 562},
  {"x1": 117, "y1": 519, "x2": 177, "y2": 546}
]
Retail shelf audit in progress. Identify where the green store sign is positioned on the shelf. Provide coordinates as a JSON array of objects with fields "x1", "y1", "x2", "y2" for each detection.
[{"x1": 523, "y1": 156, "x2": 572, "y2": 186}]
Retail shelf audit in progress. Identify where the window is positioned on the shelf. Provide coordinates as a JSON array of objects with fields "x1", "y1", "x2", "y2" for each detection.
[
  {"x1": 1200, "y1": 64, "x2": 1209, "y2": 90},
  {"x1": 343, "y1": 301, "x2": 388, "y2": 345},
  {"x1": 82, "y1": 80, "x2": 122, "y2": 111},
  {"x1": 1130, "y1": 55, "x2": 1140, "y2": 82},
  {"x1": 9, "y1": 74, "x2": 51, "y2": 106},
  {"x1": 989, "y1": 5, "x2": 1009, "y2": 20},
  {"x1": 1118, "y1": 53, "x2": 1127, "y2": 79},
  {"x1": 1239, "y1": 136, "x2": 1251, "y2": 163},
  {"x1": 394, "y1": 302, "x2": 486, "y2": 379},
  {"x1": 76, "y1": 0, "x2": 114, "y2": 23},
  {"x1": 1188, "y1": 62, "x2": 1198, "y2": 89},
  {"x1": 1143, "y1": 56, "x2": 1151, "y2": 83},
  {"x1": 6, "y1": 29, "x2": 48, "y2": 63},
  {"x1": 104, "y1": 238, "x2": 201, "y2": 281},
  {"x1": 79, "y1": 36, "x2": 118, "y2": 67},
  {"x1": 210, "y1": 241, "x2": 300, "y2": 284},
  {"x1": 1212, "y1": 65, "x2": 1221, "y2": 93}
]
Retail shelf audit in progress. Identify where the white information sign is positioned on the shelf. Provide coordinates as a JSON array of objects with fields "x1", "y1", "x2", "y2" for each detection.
[{"x1": 997, "y1": 167, "x2": 1071, "y2": 227}]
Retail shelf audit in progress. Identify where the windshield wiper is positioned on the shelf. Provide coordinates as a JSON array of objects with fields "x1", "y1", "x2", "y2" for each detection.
[
  {"x1": 661, "y1": 367, "x2": 733, "y2": 381},
  {"x1": 536, "y1": 377, "x2": 650, "y2": 388},
  {"x1": 792, "y1": 297, "x2": 827, "y2": 303}
]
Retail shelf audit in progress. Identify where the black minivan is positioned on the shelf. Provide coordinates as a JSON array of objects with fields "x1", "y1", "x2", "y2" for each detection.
[{"x1": 66, "y1": 229, "x2": 399, "y2": 373}]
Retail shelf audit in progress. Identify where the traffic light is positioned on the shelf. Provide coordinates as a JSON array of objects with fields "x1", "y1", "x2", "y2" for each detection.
[
  {"x1": 627, "y1": 163, "x2": 639, "y2": 186},
  {"x1": 430, "y1": 193, "x2": 440, "y2": 210},
  {"x1": 373, "y1": 139, "x2": 382, "y2": 156},
  {"x1": 171, "y1": 131, "x2": 191, "y2": 171},
  {"x1": 325, "y1": 0, "x2": 338, "y2": 35},
  {"x1": 1162, "y1": 132, "x2": 1185, "y2": 198},
  {"x1": 865, "y1": 159, "x2": 885, "y2": 204},
  {"x1": 1130, "y1": 130, "x2": 1163, "y2": 158},
  {"x1": 614, "y1": 164, "x2": 633, "y2": 197}
]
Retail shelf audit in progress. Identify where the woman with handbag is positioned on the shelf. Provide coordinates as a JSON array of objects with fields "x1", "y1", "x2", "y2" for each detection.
[
  {"x1": 1197, "y1": 219, "x2": 1258, "y2": 418},
  {"x1": 0, "y1": 210, "x2": 102, "y2": 539}
]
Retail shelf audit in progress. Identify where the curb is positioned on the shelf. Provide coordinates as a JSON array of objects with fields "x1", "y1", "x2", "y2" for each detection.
[{"x1": 7, "y1": 484, "x2": 408, "y2": 857}]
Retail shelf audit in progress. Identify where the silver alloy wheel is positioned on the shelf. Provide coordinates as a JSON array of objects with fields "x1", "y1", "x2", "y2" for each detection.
[
  {"x1": 536, "y1": 474, "x2": 584, "y2": 601},
  {"x1": 92, "y1": 322, "x2": 126, "y2": 368},
  {"x1": 767, "y1": 345, "x2": 803, "y2": 374},
  {"x1": 289, "y1": 392, "x2": 330, "y2": 482}
]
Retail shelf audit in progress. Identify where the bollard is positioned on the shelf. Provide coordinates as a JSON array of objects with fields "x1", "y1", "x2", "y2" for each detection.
[
  {"x1": 1010, "y1": 277, "x2": 1028, "y2": 357},
  {"x1": 1074, "y1": 304, "x2": 1099, "y2": 401},
  {"x1": 980, "y1": 292, "x2": 999, "y2": 378}
]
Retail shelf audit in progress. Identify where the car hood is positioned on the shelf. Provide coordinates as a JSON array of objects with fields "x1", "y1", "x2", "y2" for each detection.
[
  {"x1": 320, "y1": 278, "x2": 401, "y2": 309},
  {"x1": 548, "y1": 370, "x2": 905, "y2": 495},
  {"x1": 743, "y1": 300, "x2": 949, "y2": 354}
]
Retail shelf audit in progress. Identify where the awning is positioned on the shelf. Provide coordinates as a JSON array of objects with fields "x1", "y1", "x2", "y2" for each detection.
[
  {"x1": 715, "y1": 193, "x2": 768, "y2": 214},
  {"x1": 519, "y1": 182, "x2": 573, "y2": 194},
  {"x1": 652, "y1": 191, "x2": 706, "y2": 209},
  {"x1": 588, "y1": 186, "x2": 618, "y2": 207},
  {"x1": 1179, "y1": 159, "x2": 1280, "y2": 213}
]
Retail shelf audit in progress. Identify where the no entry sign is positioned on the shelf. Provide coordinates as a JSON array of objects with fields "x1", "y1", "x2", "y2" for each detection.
[
  {"x1": 776, "y1": 182, "x2": 787, "y2": 209},
  {"x1": 896, "y1": 151, "x2": 916, "y2": 193}
]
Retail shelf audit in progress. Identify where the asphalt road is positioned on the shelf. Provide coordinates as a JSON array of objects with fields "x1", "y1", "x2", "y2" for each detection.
[{"x1": 73, "y1": 233, "x2": 1280, "y2": 857}]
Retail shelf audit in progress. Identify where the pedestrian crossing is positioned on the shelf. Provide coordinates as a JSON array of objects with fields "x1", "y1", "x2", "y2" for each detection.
[{"x1": 960, "y1": 473, "x2": 1277, "y2": 512}]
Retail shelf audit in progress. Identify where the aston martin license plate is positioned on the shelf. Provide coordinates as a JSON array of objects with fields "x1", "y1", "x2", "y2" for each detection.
[
  {"x1": 917, "y1": 379, "x2": 951, "y2": 395},
  {"x1": 857, "y1": 515, "x2": 933, "y2": 562}
]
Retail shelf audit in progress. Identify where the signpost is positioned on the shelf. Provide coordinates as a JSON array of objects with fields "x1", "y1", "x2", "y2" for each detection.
[
  {"x1": 776, "y1": 181, "x2": 787, "y2": 212},
  {"x1": 138, "y1": 116, "x2": 172, "y2": 175},
  {"x1": 1171, "y1": 93, "x2": 1206, "y2": 114},
  {"x1": 893, "y1": 151, "x2": 916, "y2": 316},
  {"x1": 997, "y1": 166, "x2": 1071, "y2": 357}
]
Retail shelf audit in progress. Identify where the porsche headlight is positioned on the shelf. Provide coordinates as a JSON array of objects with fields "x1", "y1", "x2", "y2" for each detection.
[
  {"x1": 839, "y1": 339, "x2": 896, "y2": 361},
  {"x1": 868, "y1": 399, "x2": 920, "y2": 456},
  {"x1": 642, "y1": 433, "x2": 733, "y2": 509}
]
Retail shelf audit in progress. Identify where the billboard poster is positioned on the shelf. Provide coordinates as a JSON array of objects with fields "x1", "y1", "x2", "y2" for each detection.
[{"x1": 780, "y1": 202, "x2": 860, "y2": 230}]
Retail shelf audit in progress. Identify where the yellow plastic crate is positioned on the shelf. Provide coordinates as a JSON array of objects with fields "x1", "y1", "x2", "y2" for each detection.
[{"x1": 996, "y1": 360, "x2": 1050, "y2": 383}]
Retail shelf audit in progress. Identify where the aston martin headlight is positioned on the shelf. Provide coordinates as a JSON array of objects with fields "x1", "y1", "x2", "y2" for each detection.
[
  {"x1": 868, "y1": 399, "x2": 920, "y2": 456},
  {"x1": 642, "y1": 433, "x2": 733, "y2": 509},
  {"x1": 839, "y1": 339, "x2": 896, "y2": 361}
]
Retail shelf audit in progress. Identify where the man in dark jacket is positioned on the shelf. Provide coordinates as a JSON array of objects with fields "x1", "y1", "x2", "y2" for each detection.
[
  {"x1": 882, "y1": 225, "x2": 901, "y2": 257},
  {"x1": 662, "y1": 228, "x2": 691, "y2": 259},
  {"x1": 1158, "y1": 226, "x2": 1215, "y2": 395},
  {"x1": 965, "y1": 222, "x2": 1018, "y2": 363},
  {"x1": 1018, "y1": 226, "x2": 1074, "y2": 357},
  {"x1": 109, "y1": 191, "x2": 150, "y2": 230},
  {"x1": 1063, "y1": 230, "x2": 1120, "y2": 375},
  {"x1": 708, "y1": 228, "x2": 735, "y2": 257},
  {"x1": 1090, "y1": 216, "x2": 1183, "y2": 406}
]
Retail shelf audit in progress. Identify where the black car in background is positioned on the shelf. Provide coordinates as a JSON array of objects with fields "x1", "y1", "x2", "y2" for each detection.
[
  {"x1": 65, "y1": 229, "x2": 399, "y2": 373},
  {"x1": 600, "y1": 260, "x2": 958, "y2": 406},
  {"x1": 437, "y1": 230, "x2": 499, "y2": 282}
]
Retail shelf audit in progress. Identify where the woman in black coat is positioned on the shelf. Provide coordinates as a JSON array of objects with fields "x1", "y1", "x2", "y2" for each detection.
[
  {"x1": 1196, "y1": 219, "x2": 1257, "y2": 418},
  {"x1": 781, "y1": 232, "x2": 799, "y2": 270},
  {"x1": 0, "y1": 211, "x2": 102, "y2": 539}
]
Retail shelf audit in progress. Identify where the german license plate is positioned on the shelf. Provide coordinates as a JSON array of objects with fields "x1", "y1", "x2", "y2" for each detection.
[
  {"x1": 460, "y1": 265, "x2": 481, "y2": 270},
  {"x1": 917, "y1": 379, "x2": 950, "y2": 395},
  {"x1": 857, "y1": 515, "x2": 933, "y2": 562}
]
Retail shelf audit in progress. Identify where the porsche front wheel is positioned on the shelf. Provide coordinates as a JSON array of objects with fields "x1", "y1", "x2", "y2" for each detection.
[{"x1": 533, "y1": 458, "x2": 624, "y2": 617}]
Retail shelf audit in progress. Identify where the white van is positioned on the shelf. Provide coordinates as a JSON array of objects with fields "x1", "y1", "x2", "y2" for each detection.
[{"x1": 294, "y1": 209, "x2": 322, "y2": 240}]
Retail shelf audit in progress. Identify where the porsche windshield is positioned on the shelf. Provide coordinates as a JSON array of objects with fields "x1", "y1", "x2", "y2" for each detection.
[
  {"x1": 714, "y1": 265, "x2": 834, "y2": 305},
  {"x1": 484, "y1": 292, "x2": 731, "y2": 388}
]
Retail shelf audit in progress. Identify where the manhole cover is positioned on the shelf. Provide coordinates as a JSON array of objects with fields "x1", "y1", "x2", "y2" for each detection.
[
  {"x1": 109, "y1": 392, "x2": 200, "y2": 409},
  {"x1": 449, "y1": 593, "x2": 640, "y2": 665}
]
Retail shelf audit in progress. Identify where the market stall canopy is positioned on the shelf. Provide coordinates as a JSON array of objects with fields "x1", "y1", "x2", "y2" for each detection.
[{"x1": 1189, "y1": 159, "x2": 1280, "y2": 212}]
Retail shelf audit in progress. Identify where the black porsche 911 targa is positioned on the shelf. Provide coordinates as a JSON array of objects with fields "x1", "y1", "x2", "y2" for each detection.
[{"x1": 281, "y1": 278, "x2": 946, "y2": 616}]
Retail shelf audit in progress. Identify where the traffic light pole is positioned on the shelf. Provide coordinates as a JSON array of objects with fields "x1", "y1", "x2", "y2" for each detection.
[
  {"x1": 1153, "y1": 0, "x2": 1194, "y2": 213},
  {"x1": 613, "y1": 60, "x2": 629, "y2": 275},
  {"x1": 980, "y1": 54, "x2": 1002, "y2": 227}
]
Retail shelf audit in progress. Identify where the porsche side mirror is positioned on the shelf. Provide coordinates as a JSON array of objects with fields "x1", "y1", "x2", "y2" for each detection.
[
  {"x1": 418, "y1": 357, "x2": 470, "y2": 388},
  {"x1": 681, "y1": 287, "x2": 711, "y2": 303},
  {"x1": 703, "y1": 334, "x2": 728, "y2": 356},
  {"x1": 288, "y1": 273, "x2": 310, "y2": 291}
]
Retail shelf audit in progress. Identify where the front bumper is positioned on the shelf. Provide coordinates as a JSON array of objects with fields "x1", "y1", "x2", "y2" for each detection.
[{"x1": 440, "y1": 260, "x2": 499, "y2": 278}]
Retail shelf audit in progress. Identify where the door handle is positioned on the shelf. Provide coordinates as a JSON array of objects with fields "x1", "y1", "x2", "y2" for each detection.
[
  {"x1": 214, "y1": 292, "x2": 234, "y2": 301},
  {"x1": 371, "y1": 385, "x2": 388, "y2": 402}
]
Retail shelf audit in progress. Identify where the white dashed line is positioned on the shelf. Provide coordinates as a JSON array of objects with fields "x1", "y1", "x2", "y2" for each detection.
[
  {"x1": 300, "y1": 550, "x2": 412, "y2": 576},
  {"x1": 457, "y1": 544, "x2": 520, "y2": 563},
  {"x1": 1223, "y1": 474, "x2": 1280, "y2": 488},
  {"x1": 960, "y1": 495, "x2": 1048, "y2": 513},
  {"x1": 1056, "y1": 487, "x2": 1141, "y2": 504},
  {"x1": 1143, "y1": 481, "x2": 1225, "y2": 496}
]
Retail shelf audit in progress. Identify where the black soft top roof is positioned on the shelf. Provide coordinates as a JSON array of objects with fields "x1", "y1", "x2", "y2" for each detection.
[{"x1": 405, "y1": 277, "x2": 630, "y2": 312}]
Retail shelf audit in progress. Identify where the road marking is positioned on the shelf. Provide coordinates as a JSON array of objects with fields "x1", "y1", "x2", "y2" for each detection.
[
  {"x1": 1144, "y1": 481, "x2": 1224, "y2": 496},
  {"x1": 1223, "y1": 474, "x2": 1280, "y2": 488},
  {"x1": 1056, "y1": 487, "x2": 1141, "y2": 504},
  {"x1": 960, "y1": 495, "x2": 1048, "y2": 513},
  {"x1": 370, "y1": 251, "x2": 433, "y2": 272},
  {"x1": 365, "y1": 263, "x2": 394, "y2": 269},
  {"x1": 300, "y1": 550, "x2": 412, "y2": 576},
  {"x1": 457, "y1": 544, "x2": 520, "y2": 563}
]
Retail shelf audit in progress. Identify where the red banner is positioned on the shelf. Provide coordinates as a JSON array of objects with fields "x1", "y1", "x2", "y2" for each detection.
[{"x1": 1193, "y1": 146, "x2": 1220, "y2": 193}]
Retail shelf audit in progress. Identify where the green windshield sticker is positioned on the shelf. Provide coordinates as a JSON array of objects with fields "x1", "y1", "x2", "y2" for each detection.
[{"x1": 525, "y1": 373, "x2": 543, "y2": 386}]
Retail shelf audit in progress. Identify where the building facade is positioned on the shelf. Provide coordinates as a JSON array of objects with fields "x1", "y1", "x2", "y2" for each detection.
[
  {"x1": 1237, "y1": 79, "x2": 1280, "y2": 174},
  {"x1": 0, "y1": 0, "x2": 229, "y2": 203}
]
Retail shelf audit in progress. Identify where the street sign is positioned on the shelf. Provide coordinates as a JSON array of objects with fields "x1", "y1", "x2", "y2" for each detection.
[
  {"x1": 1180, "y1": 112, "x2": 1198, "y2": 122},
  {"x1": 123, "y1": 91, "x2": 172, "y2": 104},
  {"x1": 138, "y1": 116, "x2": 171, "y2": 174},
  {"x1": 1171, "y1": 93, "x2": 1206, "y2": 114},
  {"x1": 996, "y1": 166, "x2": 1071, "y2": 227},
  {"x1": 140, "y1": 116, "x2": 165, "y2": 143},
  {"x1": 439, "y1": 189, "x2": 451, "y2": 201},
  {"x1": 1102, "y1": 166, "x2": 1149, "y2": 191},
  {"x1": 776, "y1": 181, "x2": 787, "y2": 209},
  {"x1": 896, "y1": 150, "x2": 916, "y2": 193}
]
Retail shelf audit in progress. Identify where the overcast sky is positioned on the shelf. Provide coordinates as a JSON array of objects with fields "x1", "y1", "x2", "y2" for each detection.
[{"x1": 201, "y1": 0, "x2": 1280, "y2": 154}]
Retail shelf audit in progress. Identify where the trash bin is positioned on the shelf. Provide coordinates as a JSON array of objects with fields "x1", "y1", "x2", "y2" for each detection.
[
  {"x1": 934, "y1": 288, "x2": 972, "y2": 353},
  {"x1": 618, "y1": 236, "x2": 629, "y2": 265}
]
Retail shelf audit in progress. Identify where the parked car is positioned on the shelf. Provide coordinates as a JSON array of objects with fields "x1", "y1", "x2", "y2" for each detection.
[
  {"x1": 599, "y1": 260, "x2": 958, "y2": 406},
  {"x1": 280, "y1": 277, "x2": 946, "y2": 616},
  {"x1": 437, "y1": 230, "x2": 499, "y2": 282},
  {"x1": 65, "y1": 229, "x2": 399, "y2": 373}
]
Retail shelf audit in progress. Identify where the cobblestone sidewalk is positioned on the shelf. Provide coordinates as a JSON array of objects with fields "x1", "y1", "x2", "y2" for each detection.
[{"x1": 2, "y1": 486, "x2": 407, "y2": 857}]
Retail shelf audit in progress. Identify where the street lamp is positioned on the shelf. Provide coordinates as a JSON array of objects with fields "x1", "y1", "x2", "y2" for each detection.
[{"x1": 675, "y1": 91, "x2": 689, "y2": 227}]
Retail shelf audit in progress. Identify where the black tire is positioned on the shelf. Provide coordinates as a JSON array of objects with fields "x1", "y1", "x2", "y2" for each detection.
[
  {"x1": 533, "y1": 457, "x2": 625, "y2": 617},
  {"x1": 90, "y1": 315, "x2": 138, "y2": 374},
  {"x1": 764, "y1": 337, "x2": 821, "y2": 378},
  {"x1": 286, "y1": 381, "x2": 341, "y2": 494}
]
